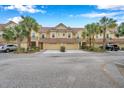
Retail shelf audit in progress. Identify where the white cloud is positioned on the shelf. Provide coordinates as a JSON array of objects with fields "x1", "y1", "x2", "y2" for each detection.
[
  {"x1": 69, "y1": 12, "x2": 123, "y2": 18},
  {"x1": 97, "y1": 5, "x2": 124, "y2": 10},
  {"x1": 8, "y1": 16, "x2": 23, "y2": 23},
  {"x1": 4, "y1": 5, "x2": 46, "y2": 14}
]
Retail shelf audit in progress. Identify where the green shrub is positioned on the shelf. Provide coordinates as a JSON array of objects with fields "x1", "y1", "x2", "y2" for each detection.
[
  {"x1": 86, "y1": 47, "x2": 105, "y2": 52},
  {"x1": 60, "y1": 46, "x2": 65, "y2": 52},
  {"x1": 28, "y1": 47, "x2": 40, "y2": 53},
  {"x1": 121, "y1": 47, "x2": 124, "y2": 51},
  {"x1": 20, "y1": 48, "x2": 26, "y2": 52}
]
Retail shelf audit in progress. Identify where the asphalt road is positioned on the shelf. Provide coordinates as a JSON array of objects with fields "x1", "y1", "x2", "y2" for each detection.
[{"x1": 0, "y1": 50, "x2": 124, "y2": 88}]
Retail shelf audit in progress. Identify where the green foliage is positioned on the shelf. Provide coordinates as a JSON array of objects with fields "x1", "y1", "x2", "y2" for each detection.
[
  {"x1": 3, "y1": 27, "x2": 15, "y2": 41},
  {"x1": 118, "y1": 22, "x2": 124, "y2": 36},
  {"x1": 84, "y1": 23, "x2": 100, "y2": 47},
  {"x1": 86, "y1": 47, "x2": 105, "y2": 52},
  {"x1": 3, "y1": 24, "x2": 28, "y2": 53},
  {"x1": 121, "y1": 47, "x2": 124, "y2": 51},
  {"x1": 60, "y1": 46, "x2": 65, "y2": 52},
  {"x1": 99, "y1": 16, "x2": 117, "y2": 49},
  {"x1": 20, "y1": 16, "x2": 41, "y2": 49},
  {"x1": 28, "y1": 46, "x2": 40, "y2": 53}
]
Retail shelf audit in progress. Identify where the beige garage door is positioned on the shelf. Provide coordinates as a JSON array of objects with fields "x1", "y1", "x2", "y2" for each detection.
[{"x1": 43, "y1": 43, "x2": 79, "y2": 50}]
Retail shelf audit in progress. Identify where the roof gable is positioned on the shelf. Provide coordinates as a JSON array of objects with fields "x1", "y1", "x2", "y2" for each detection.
[{"x1": 55, "y1": 23, "x2": 68, "y2": 29}]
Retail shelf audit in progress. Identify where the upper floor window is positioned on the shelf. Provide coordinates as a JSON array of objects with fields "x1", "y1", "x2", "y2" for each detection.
[
  {"x1": 77, "y1": 36, "x2": 79, "y2": 39},
  {"x1": 41, "y1": 34, "x2": 45, "y2": 39},
  {"x1": 106, "y1": 34, "x2": 109, "y2": 39},
  {"x1": 96, "y1": 35, "x2": 98, "y2": 39},
  {"x1": 68, "y1": 34, "x2": 71, "y2": 38},
  {"x1": 63, "y1": 33, "x2": 65, "y2": 36},
  {"x1": 32, "y1": 33, "x2": 35, "y2": 38},
  {"x1": 52, "y1": 34, "x2": 55, "y2": 38}
]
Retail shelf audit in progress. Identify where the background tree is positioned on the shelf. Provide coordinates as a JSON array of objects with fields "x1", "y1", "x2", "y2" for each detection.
[
  {"x1": 3, "y1": 27, "x2": 15, "y2": 43},
  {"x1": 3, "y1": 25, "x2": 27, "y2": 53},
  {"x1": 99, "y1": 16, "x2": 117, "y2": 50},
  {"x1": 118, "y1": 22, "x2": 124, "y2": 36},
  {"x1": 85, "y1": 24, "x2": 92, "y2": 47},
  {"x1": 20, "y1": 16, "x2": 41, "y2": 50}
]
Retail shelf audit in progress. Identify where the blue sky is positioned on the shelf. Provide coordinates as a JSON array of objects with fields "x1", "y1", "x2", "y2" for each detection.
[{"x1": 0, "y1": 5, "x2": 124, "y2": 27}]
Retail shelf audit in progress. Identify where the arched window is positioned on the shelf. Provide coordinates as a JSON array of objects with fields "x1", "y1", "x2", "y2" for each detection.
[
  {"x1": 52, "y1": 34, "x2": 55, "y2": 38},
  {"x1": 41, "y1": 34, "x2": 45, "y2": 39},
  {"x1": 77, "y1": 36, "x2": 79, "y2": 39},
  {"x1": 68, "y1": 34, "x2": 71, "y2": 38}
]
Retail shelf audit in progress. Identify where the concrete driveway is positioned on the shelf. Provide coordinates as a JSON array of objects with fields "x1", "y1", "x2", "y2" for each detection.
[
  {"x1": 42, "y1": 50, "x2": 90, "y2": 54},
  {"x1": 0, "y1": 50, "x2": 124, "y2": 88}
]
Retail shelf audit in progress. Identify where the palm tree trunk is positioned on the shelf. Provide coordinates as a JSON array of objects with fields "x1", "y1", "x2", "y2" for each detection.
[
  {"x1": 103, "y1": 28, "x2": 106, "y2": 50},
  {"x1": 27, "y1": 32, "x2": 31, "y2": 50},
  {"x1": 17, "y1": 38, "x2": 21, "y2": 53},
  {"x1": 92, "y1": 34, "x2": 95, "y2": 48},
  {"x1": 89, "y1": 36, "x2": 92, "y2": 47}
]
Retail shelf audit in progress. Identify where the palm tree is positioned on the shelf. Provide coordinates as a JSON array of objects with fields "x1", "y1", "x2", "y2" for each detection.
[
  {"x1": 3, "y1": 25, "x2": 27, "y2": 53},
  {"x1": 90, "y1": 23, "x2": 100, "y2": 47},
  {"x1": 85, "y1": 24, "x2": 92, "y2": 47},
  {"x1": 13, "y1": 25, "x2": 28, "y2": 52},
  {"x1": 99, "y1": 16, "x2": 117, "y2": 50},
  {"x1": 118, "y1": 22, "x2": 124, "y2": 36},
  {"x1": 20, "y1": 16, "x2": 40, "y2": 50},
  {"x1": 82, "y1": 31, "x2": 87, "y2": 40}
]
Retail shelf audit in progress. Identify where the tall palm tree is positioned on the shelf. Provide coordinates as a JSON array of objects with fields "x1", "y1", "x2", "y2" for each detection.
[
  {"x1": 85, "y1": 24, "x2": 92, "y2": 47},
  {"x1": 99, "y1": 16, "x2": 117, "y2": 50},
  {"x1": 3, "y1": 25, "x2": 27, "y2": 53},
  {"x1": 91, "y1": 23, "x2": 102, "y2": 47},
  {"x1": 20, "y1": 16, "x2": 40, "y2": 50}
]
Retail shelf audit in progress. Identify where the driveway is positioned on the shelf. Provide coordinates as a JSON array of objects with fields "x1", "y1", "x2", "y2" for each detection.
[
  {"x1": 0, "y1": 50, "x2": 124, "y2": 87},
  {"x1": 42, "y1": 50, "x2": 90, "y2": 54}
]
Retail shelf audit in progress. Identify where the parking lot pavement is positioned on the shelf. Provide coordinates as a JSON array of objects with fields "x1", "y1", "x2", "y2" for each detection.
[{"x1": 0, "y1": 50, "x2": 124, "y2": 87}]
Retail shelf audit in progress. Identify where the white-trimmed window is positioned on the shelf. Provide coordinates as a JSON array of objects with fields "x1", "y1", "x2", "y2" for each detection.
[
  {"x1": 32, "y1": 32, "x2": 35, "y2": 39},
  {"x1": 68, "y1": 33, "x2": 72, "y2": 38},
  {"x1": 41, "y1": 34, "x2": 45, "y2": 39},
  {"x1": 52, "y1": 34, "x2": 55, "y2": 38}
]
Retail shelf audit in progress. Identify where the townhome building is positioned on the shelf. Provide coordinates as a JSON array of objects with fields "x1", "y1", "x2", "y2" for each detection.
[{"x1": 1, "y1": 21, "x2": 124, "y2": 49}]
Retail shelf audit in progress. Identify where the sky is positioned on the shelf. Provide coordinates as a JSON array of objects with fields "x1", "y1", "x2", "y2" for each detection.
[{"x1": 0, "y1": 5, "x2": 124, "y2": 27}]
